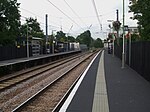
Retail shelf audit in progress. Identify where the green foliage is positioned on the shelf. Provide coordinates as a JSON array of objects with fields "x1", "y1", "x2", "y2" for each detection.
[
  {"x1": 76, "y1": 30, "x2": 93, "y2": 48},
  {"x1": 129, "y1": 0, "x2": 150, "y2": 40},
  {"x1": 0, "y1": 0, "x2": 21, "y2": 45},
  {"x1": 108, "y1": 33, "x2": 113, "y2": 39},
  {"x1": 67, "y1": 36, "x2": 76, "y2": 42},
  {"x1": 112, "y1": 21, "x2": 121, "y2": 31},
  {"x1": 20, "y1": 17, "x2": 44, "y2": 38},
  {"x1": 55, "y1": 31, "x2": 67, "y2": 42},
  {"x1": 131, "y1": 33, "x2": 141, "y2": 41},
  {"x1": 93, "y1": 38, "x2": 103, "y2": 48}
]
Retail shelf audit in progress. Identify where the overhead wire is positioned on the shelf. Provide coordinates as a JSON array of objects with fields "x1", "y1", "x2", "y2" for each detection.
[
  {"x1": 91, "y1": 0, "x2": 102, "y2": 31},
  {"x1": 19, "y1": 1, "x2": 118, "y2": 39},
  {"x1": 20, "y1": 10, "x2": 71, "y2": 33},
  {"x1": 20, "y1": 8, "x2": 44, "y2": 20},
  {"x1": 62, "y1": 10, "x2": 115, "y2": 19},
  {"x1": 63, "y1": 0, "x2": 102, "y2": 39},
  {"x1": 20, "y1": 7, "x2": 62, "y2": 19},
  {"x1": 63, "y1": 0, "x2": 89, "y2": 29},
  {"x1": 21, "y1": 15, "x2": 73, "y2": 34},
  {"x1": 19, "y1": 3, "x2": 87, "y2": 36},
  {"x1": 46, "y1": 0, "x2": 85, "y2": 31},
  {"x1": 20, "y1": 8, "x2": 61, "y2": 27}
]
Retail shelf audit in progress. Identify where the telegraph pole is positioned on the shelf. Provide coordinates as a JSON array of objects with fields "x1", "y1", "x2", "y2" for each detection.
[
  {"x1": 45, "y1": 14, "x2": 48, "y2": 54},
  {"x1": 116, "y1": 9, "x2": 119, "y2": 21},
  {"x1": 116, "y1": 9, "x2": 119, "y2": 39}
]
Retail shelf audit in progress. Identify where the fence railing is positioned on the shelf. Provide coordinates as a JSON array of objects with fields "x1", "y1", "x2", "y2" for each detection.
[
  {"x1": 0, "y1": 46, "x2": 30, "y2": 61},
  {"x1": 114, "y1": 40, "x2": 150, "y2": 81}
]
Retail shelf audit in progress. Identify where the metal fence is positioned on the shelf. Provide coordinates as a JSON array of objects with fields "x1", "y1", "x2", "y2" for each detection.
[
  {"x1": 114, "y1": 40, "x2": 150, "y2": 81},
  {"x1": 128, "y1": 41, "x2": 150, "y2": 81},
  {"x1": 114, "y1": 38, "x2": 123, "y2": 60},
  {"x1": 0, "y1": 46, "x2": 28, "y2": 61}
]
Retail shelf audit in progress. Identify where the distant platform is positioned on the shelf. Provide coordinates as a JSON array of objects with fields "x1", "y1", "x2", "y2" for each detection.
[
  {"x1": 0, "y1": 50, "x2": 81, "y2": 75},
  {"x1": 0, "y1": 50, "x2": 81, "y2": 67}
]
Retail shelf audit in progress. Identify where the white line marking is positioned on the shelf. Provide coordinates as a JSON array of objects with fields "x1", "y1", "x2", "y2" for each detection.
[{"x1": 59, "y1": 51, "x2": 101, "y2": 112}]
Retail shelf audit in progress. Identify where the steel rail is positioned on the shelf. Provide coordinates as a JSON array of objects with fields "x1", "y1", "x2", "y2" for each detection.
[
  {"x1": 0, "y1": 53, "x2": 86, "y2": 91},
  {"x1": 52, "y1": 50, "x2": 102, "y2": 112},
  {"x1": 11, "y1": 51, "x2": 98, "y2": 112}
]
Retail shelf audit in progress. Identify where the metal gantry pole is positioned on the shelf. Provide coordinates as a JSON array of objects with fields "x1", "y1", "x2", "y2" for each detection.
[
  {"x1": 52, "y1": 30, "x2": 55, "y2": 54},
  {"x1": 45, "y1": 14, "x2": 48, "y2": 54},
  {"x1": 129, "y1": 32, "x2": 131, "y2": 66},
  {"x1": 122, "y1": 0, "x2": 125, "y2": 68},
  {"x1": 116, "y1": 9, "x2": 120, "y2": 45},
  {"x1": 113, "y1": 28, "x2": 115, "y2": 57},
  {"x1": 27, "y1": 23, "x2": 29, "y2": 58},
  {"x1": 67, "y1": 25, "x2": 73, "y2": 52}
]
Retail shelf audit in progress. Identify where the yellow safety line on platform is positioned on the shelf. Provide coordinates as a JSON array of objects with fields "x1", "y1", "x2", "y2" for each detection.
[{"x1": 92, "y1": 50, "x2": 109, "y2": 112}]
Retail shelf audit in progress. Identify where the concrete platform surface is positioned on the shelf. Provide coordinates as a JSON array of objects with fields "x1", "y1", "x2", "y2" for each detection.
[{"x1": 60, "y1": 49, "x2": 150, "y2": 112}]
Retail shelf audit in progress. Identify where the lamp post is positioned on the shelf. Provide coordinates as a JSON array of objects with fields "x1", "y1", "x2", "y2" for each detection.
[
  {"x1": 52, "y1": 30, "x2": 56, "y2": 54},
  {"x1": 122, "y1": 0, "x2": 125, "y2": 68}
]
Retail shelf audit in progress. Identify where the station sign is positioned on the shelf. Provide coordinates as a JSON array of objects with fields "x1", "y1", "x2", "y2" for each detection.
[{"x1": 124, "y1": 25, "x2": 129, "y2": 31}]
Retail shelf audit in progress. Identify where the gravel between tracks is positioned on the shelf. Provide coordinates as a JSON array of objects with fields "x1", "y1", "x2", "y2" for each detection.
[
  {"x1": 19, "y1": 53, "x2": 96, "y2": 112},
  {"x1": 0, "y1": 53, "x2": 93, "y2": 112}
]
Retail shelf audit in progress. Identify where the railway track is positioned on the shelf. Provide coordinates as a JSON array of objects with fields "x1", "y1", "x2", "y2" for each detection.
[
  {"x1": 0, "y1": 51, "x2": 99, "y2": 112},
  {"x1": 11, "y1": 50, "x2": 99, "y2": 112},
  {"x1": 0, "y1": 52, "x2": 88, "y2": 82},
  {"x1": 0, "y1": 53, "x2": 87, "y2": 91}
]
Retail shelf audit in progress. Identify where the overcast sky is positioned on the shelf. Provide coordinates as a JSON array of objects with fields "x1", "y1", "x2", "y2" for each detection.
[{"x1": 18, "y1": 0, "x2": 137, "y2": 40}]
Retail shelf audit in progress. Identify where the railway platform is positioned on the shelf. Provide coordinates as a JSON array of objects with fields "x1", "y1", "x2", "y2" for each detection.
[
  {"x1": 0, "y1": 50, "x2": 81, "y2": 75},
  {"x1": 0, "y1": 51, "x2": 81, "y2": 67},
  {"x1": 60, "y1": 50, "x2": 150, "y2": 112}
]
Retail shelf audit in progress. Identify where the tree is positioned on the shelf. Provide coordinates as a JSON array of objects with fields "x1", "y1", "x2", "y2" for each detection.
[
  {"x1": 93, "y1": 38, "x2": 104, "y2": 48},
  {"x1": 112, "y1": 21, "x2": 121, "y2": 31},
  {"x1": 129, "y1": 0, "x2": 150, "y2": 40},
  {"x1": 0, "y1": 0, "x2": 21, "y2": 45},
  {"x1": 55, "y1": 31, "x2": 67, "y2": 42},
  {"x1": 20, "y1": 17, "x2": 44, "y2": 38},
  {"x1": 67, "y1": 36, "x2": 76, "y2": 42},
  {"x1": 76, "y1": 30, "x2": 93, "y2": 48},
  {"x1": 131, "y1": 33, "x2": 140, "y2": 41}
]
